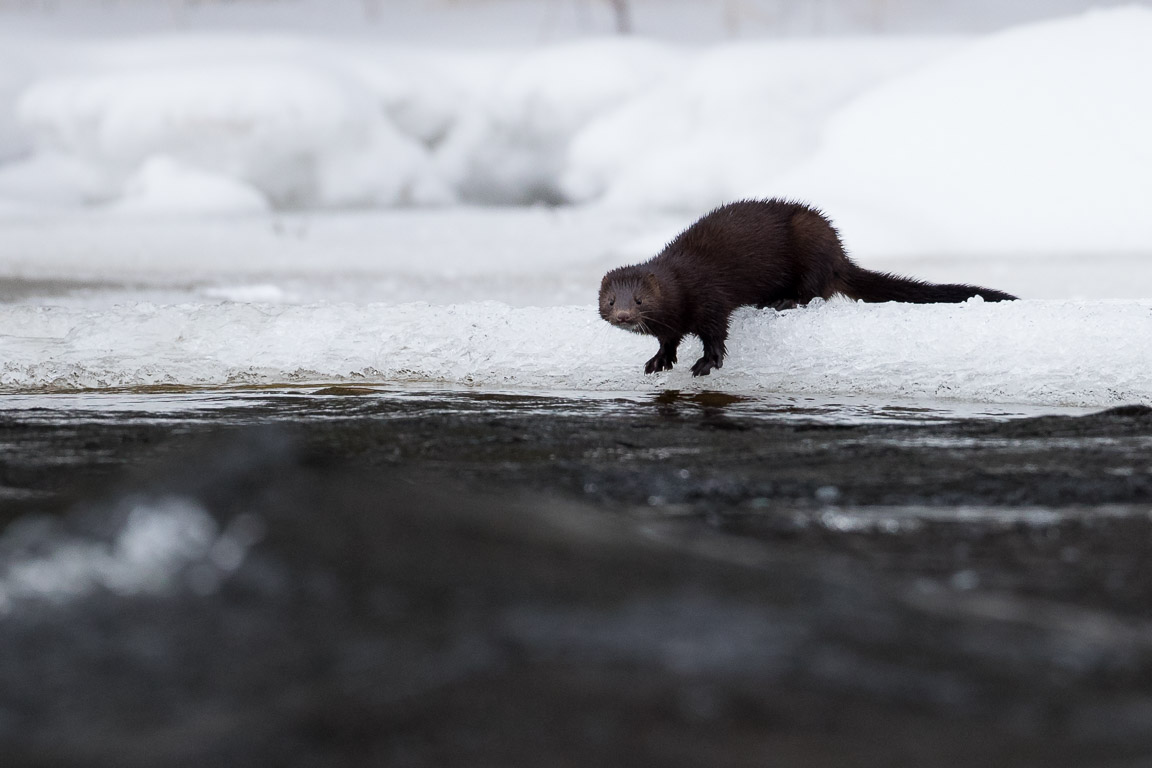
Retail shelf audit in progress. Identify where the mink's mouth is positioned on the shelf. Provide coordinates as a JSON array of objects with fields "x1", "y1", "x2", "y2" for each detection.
[
  {"x1": 614, "y1": 321, "x2": 645, "y2": 334},
  {"x1": 605, "y1": 309, "x2": 649, "y2": 334}
]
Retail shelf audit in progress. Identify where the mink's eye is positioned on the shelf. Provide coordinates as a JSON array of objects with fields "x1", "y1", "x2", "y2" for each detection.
[
  {"x1": 608, "y1": 297, "x2": 615, "y2": 306},
  {"x1": 635, "y1": 297, "x2": 642, "y2": 305}
]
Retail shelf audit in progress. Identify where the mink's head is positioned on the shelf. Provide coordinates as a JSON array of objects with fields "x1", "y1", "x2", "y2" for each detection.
[{"x1": 599, "y1": 267, "x2": 662, "y2": 335}]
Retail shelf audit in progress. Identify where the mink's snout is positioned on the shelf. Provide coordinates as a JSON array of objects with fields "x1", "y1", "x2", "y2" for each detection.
[{"x1": 612, "y1": 309, "x2": 639, "y2": 325}]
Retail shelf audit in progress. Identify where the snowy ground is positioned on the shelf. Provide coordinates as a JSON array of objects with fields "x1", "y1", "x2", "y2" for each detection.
[
  {"x1": 1, "y1": 207, "x2": 1148, "y2": 407},
  {"x1": 1, "y1": 7, "x2": 1150, "y2": 407}
]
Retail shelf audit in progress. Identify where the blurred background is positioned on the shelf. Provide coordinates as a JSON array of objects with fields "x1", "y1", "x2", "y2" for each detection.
[
  {"x1": 1, "y1": 0, "x2": 1146, "y2": 236},
  {"x1": 0, "y1": 0, "x2": 1138, "y2": 38}
]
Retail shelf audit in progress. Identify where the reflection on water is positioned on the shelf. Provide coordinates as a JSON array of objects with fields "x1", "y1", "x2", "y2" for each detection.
[{"x1": 0, "y1": 386, "x2": 1098, "y2": 426}]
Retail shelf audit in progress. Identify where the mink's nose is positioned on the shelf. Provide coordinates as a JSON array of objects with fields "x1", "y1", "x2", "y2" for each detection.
[{"x1": 613, "y1": 310, "x2": 636, "y2": 324}]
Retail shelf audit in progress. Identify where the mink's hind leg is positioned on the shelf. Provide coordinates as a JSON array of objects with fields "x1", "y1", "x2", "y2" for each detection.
[
  {"x1": 690, "y1": 310, "x2": 730, "y2": 377},
  {"x1": 755, "y1": 288, "x2": 800, "y2": 311},
  {"x1": 760, "y1": 299, "x2": 797, "y2": 311},
  {"x1": 645, "y1": 335, "x2": 682, "y2": 374},
  {"x1": 691, "y1": 332, "x2": 727, "y2": 377}
]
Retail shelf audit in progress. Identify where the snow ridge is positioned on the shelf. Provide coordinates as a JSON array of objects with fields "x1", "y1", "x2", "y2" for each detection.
[{"x1": 2, "y1": 299, "x2": 1149, "y2": 407}]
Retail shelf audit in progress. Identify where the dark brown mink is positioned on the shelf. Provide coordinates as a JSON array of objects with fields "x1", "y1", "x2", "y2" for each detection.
[{"x1": 598, "y1": 198, "x2": 1017, "y2": 377}]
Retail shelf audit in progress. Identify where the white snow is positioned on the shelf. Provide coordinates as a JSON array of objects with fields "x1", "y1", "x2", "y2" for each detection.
[
  {"x1": 1, "y1": 297, "x2": 1149, "y2": 408},
  {"x1": 436, "y1": 38, "x2": 679, "y2": 204},
  {"x1": 16, "y1": 54, "x2": 440, "y2": 209},
  {"x1": 560, "y1": 38, "x2": 956, "y2": 211},
  {"x1": 0, "y1": 0, "x2": 1133, "y2": 43},
  {"x1": 0, "y1": 208, "x2": 676, "y2": 307},
  {"x1": 1, "y1": 8, "x2": 1151, "y2": 254},
  {"x1": 0, "y1": 150, "x2": 111, "y2": 208},
  {"x1": 111, "y1": 155, "x2": 271, "y2": 215},
  {"x1": 775, "y1": 7, "x2": 1152, "y2": 255},
  {"x1": 1, "y1": 8, "x2": 1150, "y2": 254}
]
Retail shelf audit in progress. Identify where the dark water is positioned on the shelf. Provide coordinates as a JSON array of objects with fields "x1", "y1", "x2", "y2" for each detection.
[{"x1": 2, "y1": 388, "x2": 1152, "y2": 766}]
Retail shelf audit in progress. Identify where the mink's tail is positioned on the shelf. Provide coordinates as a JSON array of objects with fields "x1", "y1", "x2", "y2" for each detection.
[{"x1": 839, "y1": 266, "x2": 1017, "y2": 304}]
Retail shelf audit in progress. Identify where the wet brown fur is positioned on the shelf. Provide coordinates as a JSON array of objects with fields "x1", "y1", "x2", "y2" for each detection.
[{"x1": 599, "y1": 199, "x2": 1017, "y2": 376}]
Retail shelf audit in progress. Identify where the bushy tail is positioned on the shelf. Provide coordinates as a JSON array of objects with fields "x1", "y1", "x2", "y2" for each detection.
[{"x1": 840, "y1": 266, "x2": 1017, "y2": 304}]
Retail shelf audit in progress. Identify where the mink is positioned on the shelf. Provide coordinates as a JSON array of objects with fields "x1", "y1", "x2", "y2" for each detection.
[{"x1": 599, "y1": 199, "x2": 1017, "y2": 376}]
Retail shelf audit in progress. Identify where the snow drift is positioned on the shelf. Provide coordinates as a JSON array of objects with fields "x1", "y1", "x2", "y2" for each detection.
[
  {"x1": 558, "y1": 38, "x2": 951, "y2": 211},
  {"x1": 777, "y1": 7, "x2": 1152, "y2": 254},
  {"x1": 436, "y1": 38, "x2": 678, "y2": 205},
  {"x1": 15, "y1": 58, "x2": 440, "y2": 209},
  {"x1": 2, "y1": 8, "x2": 1151, "y2": 253},
  {"x1": 1, "y1": 298, "x2": 1149, "y2": 408}
]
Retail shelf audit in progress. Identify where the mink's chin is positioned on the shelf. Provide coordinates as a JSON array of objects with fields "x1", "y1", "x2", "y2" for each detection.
[{"x1": 608, "y1": 319, "x2": 646, "y2": 334}]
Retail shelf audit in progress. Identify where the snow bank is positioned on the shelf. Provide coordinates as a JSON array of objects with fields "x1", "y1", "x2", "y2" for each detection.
[
  {"x1": 16, "y1": 55, "x2": 441, "y2": 209},
  {"x1": 0, "y1": 32, "x2": 951, "y2": 215},
  {"x1": 0, "y1": 46, "x2": 34, "y2": 164},
  {"x1": 560, "y1": 39, "x2": 951, "y2": 210},
  {"x1": 436, "y1": 38, "x2": 678, "y2": 204},
  {"x1": 565, "y1": 7, "x2": 1152, "y2": 253},
  {"x1": 0, "y1": 151, "x2": 111, "y2": 208},
  {"x1": 778, "y1": 7, "x2": 1152, "y2": 254},
  {"x1": 1, "y1": 298, "x2": 1149, "y2": 407},
  {"x1": 1, "y1": 8, "x2": 1151, "y2": 255},
  {"x1": 112, "y1": 155, "x2": 270, "y2": 215}
]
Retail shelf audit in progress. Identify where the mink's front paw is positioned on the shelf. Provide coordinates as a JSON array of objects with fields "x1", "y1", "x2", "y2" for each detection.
[{"x1": 644, "y1": 352, "x2": 675, "y2": 374}]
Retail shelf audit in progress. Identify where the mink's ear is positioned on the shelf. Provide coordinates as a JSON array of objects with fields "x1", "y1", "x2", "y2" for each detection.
[{"x1": 644, "y1": 272, "x2": 661, "y2": 294}]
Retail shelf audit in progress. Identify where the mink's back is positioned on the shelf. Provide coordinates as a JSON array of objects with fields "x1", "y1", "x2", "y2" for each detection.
[
  {"x1": 656, "y1": 199, "x2": 801, "y2": 266},
  {"x1": 651, "y1": 199, "x2": 843, "y2": 307}
]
